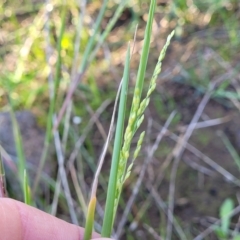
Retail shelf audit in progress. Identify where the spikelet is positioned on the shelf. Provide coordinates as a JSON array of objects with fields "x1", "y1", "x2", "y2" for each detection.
[
  {"x1": 124, "y1": 131, "x2": 145, "y2": 182},
  {"x1": 147, "y1": 30, "x2": 175, "y2": 98}
]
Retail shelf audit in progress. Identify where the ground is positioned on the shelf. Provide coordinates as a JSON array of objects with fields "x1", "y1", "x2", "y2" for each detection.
[{"x1": 0, "y1": 0, "x2": 240, "y2": 239}]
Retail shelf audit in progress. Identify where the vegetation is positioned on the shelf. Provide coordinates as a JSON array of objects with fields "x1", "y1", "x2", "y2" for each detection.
[{"x1": 0, "y1": 0, "x2": 240, "y2": 239}]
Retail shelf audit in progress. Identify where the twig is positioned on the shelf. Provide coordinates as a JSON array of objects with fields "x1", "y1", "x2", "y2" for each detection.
[
  {"x1": 143, "y1": 223, "x2": 163, "y2": 240},
  {"x1": 53, "y1": 118, "x2": 78, "y2": 224},
  {"x1": 67, "y1": 99, "x2": 111, "y2": 170},
  {"x1": 52, "y1": 71, "x2": 85, "y2": 132},
  {"x1": 50, "y1": 171, "x2": 61, "y2": 216},
  {"x1": 183, "y1": 156, "x2": 213, "y2": 176},
  {"x1": 164, "y1": 129, "x2": 240, "y2": 186},
  {"x1": 147, "y1": 183, "x2": 187, "y2": 240},
  {"x1": 177, "y1": 115, "x2": 232, "y2": 132}
]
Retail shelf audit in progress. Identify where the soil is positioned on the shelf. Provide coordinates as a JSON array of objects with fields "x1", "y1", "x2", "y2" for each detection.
[
  {"x1": 1, "y1": 2, "x2": 240, "y2": 239},
  {"x1": 145, "y1": 81, "x2": 240, "y2": 239}
]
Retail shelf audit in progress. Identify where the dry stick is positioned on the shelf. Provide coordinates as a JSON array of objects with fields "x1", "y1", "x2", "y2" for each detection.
[
  {"x1": 61, "y1": 0, "x2": 86, "y2": 152},
  {"x1": 193, "y1": 205, "x2": 240, "y2": 240},
  {"x1": 43, "y1": 2, "x2": 77, "y2": 221},
  {"x1": 146, "y1": 182, "x2": 187, "y2": 240},
  {"x1": 82, "y1": 97, "x2": 108, "y2": 141},
  {"x1": 182, "y1": 156, "x2": 213, "y2": 176},
  {"x1": 143, "y1": 224, "x2": 163, "y2": 240},
  {"x1": 53, "y1": 121, "x2": 78, "y2": 224},
  {"x1": 67, "y1": 99, "x2": 111, "y2": 170},
  {"x1": 127, "y1": 114, "x2": 233, "y2": 238},
  {"x1": 32, "y1": 0, "x2": 54, "y2": 197},
  {"x1": 115, "y1": 111, "x2": 176, "y2": 238},
  {"x1": 69, "y1": 93, "x2": 118, "y2": 220},
  {"x1": 124, "y1": 150, "x2": 182, "y2": 238},
  {"x1": 129, "y1": 114, "x2": 232, "y2": 234},
  {"x1": 51, "y1": 100, "x2": 110, "y2": 215},
  {"x1": 126, "y1": 147, "x2": 176, "y2": 234},
  {"x1": 44, "y1": 0, "x2": 62, "y2": 215},
  {"x1": 166, "y1": 130, "x2": 240, "y2": 186},
  {"x1": 166, "y1": 79, "x2": 220, "y2": 240},
  {"x1": 178, "y1": 115, "x2": 232, "y2": 132},
  {"x1": 69, "y1": 165, "x2": 88, "y2": 217},
  {"x1": 52, "y1": 71, "x2": 85, "y2": 132},
  {"x1": 151, "y1": 118, "x2": 240, "y2": 186},
  {"x1": 51, "y1": 170, "x2": 61, "y2": 215}
]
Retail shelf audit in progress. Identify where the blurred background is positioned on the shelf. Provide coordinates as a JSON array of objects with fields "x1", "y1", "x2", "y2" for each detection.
[{"x1": 0, "y1": 0, "x2": 240, "y2": 239}]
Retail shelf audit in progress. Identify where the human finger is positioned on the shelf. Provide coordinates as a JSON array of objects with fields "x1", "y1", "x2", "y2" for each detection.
[{"x1": 0, "y1": 198, "x2": 101, "y2": 240}]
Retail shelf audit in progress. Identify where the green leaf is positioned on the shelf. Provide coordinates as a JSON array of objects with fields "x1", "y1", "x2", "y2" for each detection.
[
  {"x1": 84, "y1": 196, "x2": 97, "y2": 240},
  {"x1": 220, "y1": 198, "x2": 234, "y2": 235},
  {"x1": 233, "y1": 235, "x2": 240, "y2": 240},
  {"x1": 24, "y1": 169, "x2": 32, "y2": 205}
]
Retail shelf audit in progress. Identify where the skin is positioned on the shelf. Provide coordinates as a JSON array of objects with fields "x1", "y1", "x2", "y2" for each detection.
[{"x1": 0, "y1": 198, "x2": 111, "y2": 240}]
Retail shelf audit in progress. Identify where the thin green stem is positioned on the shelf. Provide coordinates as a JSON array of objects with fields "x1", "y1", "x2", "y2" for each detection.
[
  {"x1": 79, "y1": 0, "x2": 109, "y2": 73},
  {"x1": 24, "y1": 169, "x2": 32, "y2": 205},
  {"x1": 133, "y1": 0, "x2": 156, "y2": 100},
  {"x1": 84, "y1": 196, "x2": 96, "y2": 240},
  {"x1": 8, "y1": 96, "x2": 27, "y2": 195}
]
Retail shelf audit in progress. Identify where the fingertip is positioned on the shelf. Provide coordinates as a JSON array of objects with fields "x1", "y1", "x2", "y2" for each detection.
[
  {"x1": 92, "y1": 238, "x2": 114, "y2": 240},
  {"x1": 0, "y1": 198, "x2": 101, "y2": 240}
]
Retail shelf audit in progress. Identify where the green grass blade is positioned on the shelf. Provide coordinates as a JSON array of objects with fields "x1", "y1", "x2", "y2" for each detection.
[
  {"x1": 134, "y1": 0, "x2": 156, "y2": 100},
  {"x1": 221, "y1": 132, "x2": 240, "y2": 170},
  {"x1": 89, "y1": 0, "x2": 128, "y2": 65},
  {"x1": 24, "y1": 169, "x2": 32, "y2": 205},
  {"x1": 101, "y1": 44, "x2": 131, "y2": 237},
  {"x1": 84, "y1": 196, "x2": 97, "y2": 240},
  {"x1": 79, "y1": 0, "x2": 109, "y2": 72},
  {"x1": 8, "y1": 97, "x2": 27, "y2": 195},
  {"x1": 220, "y1": 198, "x2": 234, "y2": 234}
]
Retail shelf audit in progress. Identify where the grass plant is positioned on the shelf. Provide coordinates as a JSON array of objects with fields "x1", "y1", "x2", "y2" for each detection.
[
  {"x1": 1, "y1": 0, "x2": 240, "y2": 239},
  {"x1": 8, "y1": 95, "x2": 28, "y2": 197},
  {"x1": 100, "y1": 0, "x2": 174, "y2": 237},
  {"x1": 23, "y1": 169, "x2": 32, "y2": 205}
]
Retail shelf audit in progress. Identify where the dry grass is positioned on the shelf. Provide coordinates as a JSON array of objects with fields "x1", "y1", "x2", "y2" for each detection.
[{"x1": 1, "y1": 0, "x2": 240, "y2": 239}]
